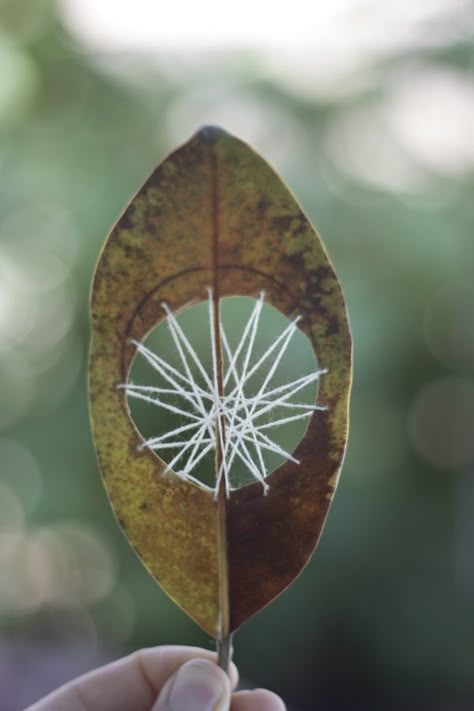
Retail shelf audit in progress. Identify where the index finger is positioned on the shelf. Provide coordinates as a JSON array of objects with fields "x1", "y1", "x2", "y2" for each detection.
[{"x1": 27, "y1": 645, "x2": 239, "y2": 711}]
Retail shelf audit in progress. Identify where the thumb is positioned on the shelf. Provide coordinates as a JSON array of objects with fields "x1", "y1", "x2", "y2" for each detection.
[{"x1": 152, "y1": 659, "x2": 231, "y2": 711}]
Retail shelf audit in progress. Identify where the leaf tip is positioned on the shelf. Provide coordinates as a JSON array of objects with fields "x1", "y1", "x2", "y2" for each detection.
[{"x1": 195, "y1": 124, "x2": 229, "y2": 145}]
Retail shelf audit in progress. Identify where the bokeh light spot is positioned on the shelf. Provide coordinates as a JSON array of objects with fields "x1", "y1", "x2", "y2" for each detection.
[
  {"x1": 0, "y1": 437, "x2": 42, "y2": 513},
  {"x1": 424, "y1": 286, "x2": 474, "y2": 374},
  {"x1": 409, "y1": 377, "x2": 474, "y2": 469}
]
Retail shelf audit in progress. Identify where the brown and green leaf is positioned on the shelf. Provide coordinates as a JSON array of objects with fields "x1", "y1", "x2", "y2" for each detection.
[{"x1": 89, "y1": 126, "x2": 352, "y2": 643}]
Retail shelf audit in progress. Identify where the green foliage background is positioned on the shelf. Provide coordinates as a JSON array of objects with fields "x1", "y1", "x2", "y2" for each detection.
[{"x1": 0, "y1": 2, "x2": 473, "y2": 708}]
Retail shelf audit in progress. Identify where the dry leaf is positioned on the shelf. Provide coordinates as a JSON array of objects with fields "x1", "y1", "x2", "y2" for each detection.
[{"x1": 89, "y1": 126, "x2": 352, "y2": 663}]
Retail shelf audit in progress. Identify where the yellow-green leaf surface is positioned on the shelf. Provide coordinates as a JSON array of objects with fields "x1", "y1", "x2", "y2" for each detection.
[{"x1": 89, "y1": 126, "x2": 352, "y2": 640}]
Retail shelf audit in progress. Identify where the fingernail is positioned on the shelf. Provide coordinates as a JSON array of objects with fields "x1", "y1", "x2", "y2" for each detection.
[{"x1": 168, "y1": 660, "x2": 228, "y2": 711}]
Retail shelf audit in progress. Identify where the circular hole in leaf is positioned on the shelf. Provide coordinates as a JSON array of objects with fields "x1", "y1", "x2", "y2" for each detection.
[{"x1": 127, "y1": 296, "x2": 322, "y2": 492}]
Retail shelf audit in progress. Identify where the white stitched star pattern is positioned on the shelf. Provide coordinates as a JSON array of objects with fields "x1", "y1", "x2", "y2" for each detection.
[{"x1": 121, "y1": 292, "x2": 327, "y2": 497}]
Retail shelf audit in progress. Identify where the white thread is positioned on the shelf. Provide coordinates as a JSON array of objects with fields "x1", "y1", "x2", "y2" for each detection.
[
  {"x1": 162, "y1": 302, "x2": 215, "y2": 447},
  {"x1": 130, "y1": 340, "x2": 207, "y2": 400},
  {"x1": 220, "y1": 315, "x2": 300, "y2": 479},
  {"x1": 121, "y1": 293, "x2": 327, "y2": 495},
  {"x1": 220, "y1": 316, "x2": 268, "y2": 491},
  {"x1": 119, "y1": 389, "x2": 203, "y2": 422},
  {"x1": 208, "y1": 292, "x2": 231, "y2": 498}
]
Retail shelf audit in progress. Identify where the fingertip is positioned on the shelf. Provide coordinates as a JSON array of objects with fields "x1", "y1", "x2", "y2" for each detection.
[
  {"x1": 190, "y1": 658, "x2": 233, "y2": 695},
  {"x1": 254, "y1": 689, "x2": 287, "y2": 710},
  {"x1": 135, "y1": 645, "x2": 239, "y2": 692},
  {"x1": 228, "y1": 661, "x2": 239, "y2": 691},
  {"x1": 153, "y1": 658, "x2": 232, "y2": 711},
  {"x1": 232, "y1": 688, "x2": 286, "y2": 711}
]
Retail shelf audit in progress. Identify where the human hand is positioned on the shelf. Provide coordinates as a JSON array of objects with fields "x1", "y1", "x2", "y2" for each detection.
[{"x1": 26, "y1": 645, "x2": 286, "y2": 711}]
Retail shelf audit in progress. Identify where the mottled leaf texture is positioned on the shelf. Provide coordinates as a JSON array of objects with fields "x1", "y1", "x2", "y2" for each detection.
[{"x1": 89, "y1": 126, "x2": 352, "y2": 644}]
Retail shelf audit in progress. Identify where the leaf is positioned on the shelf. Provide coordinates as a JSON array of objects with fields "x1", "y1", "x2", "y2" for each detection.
[{"x1": 89, "y1": 126, "x2": 352, "y2": 654}]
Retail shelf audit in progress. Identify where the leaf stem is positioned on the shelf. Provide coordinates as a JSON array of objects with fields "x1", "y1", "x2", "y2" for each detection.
[{"x1": 217, "y1": 632, "x2": 234, "y2": 674}]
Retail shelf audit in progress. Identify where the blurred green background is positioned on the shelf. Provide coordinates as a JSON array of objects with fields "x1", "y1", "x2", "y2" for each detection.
[{"x1": 1, "y1": 1, "x2": 473, "y2": 709}]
